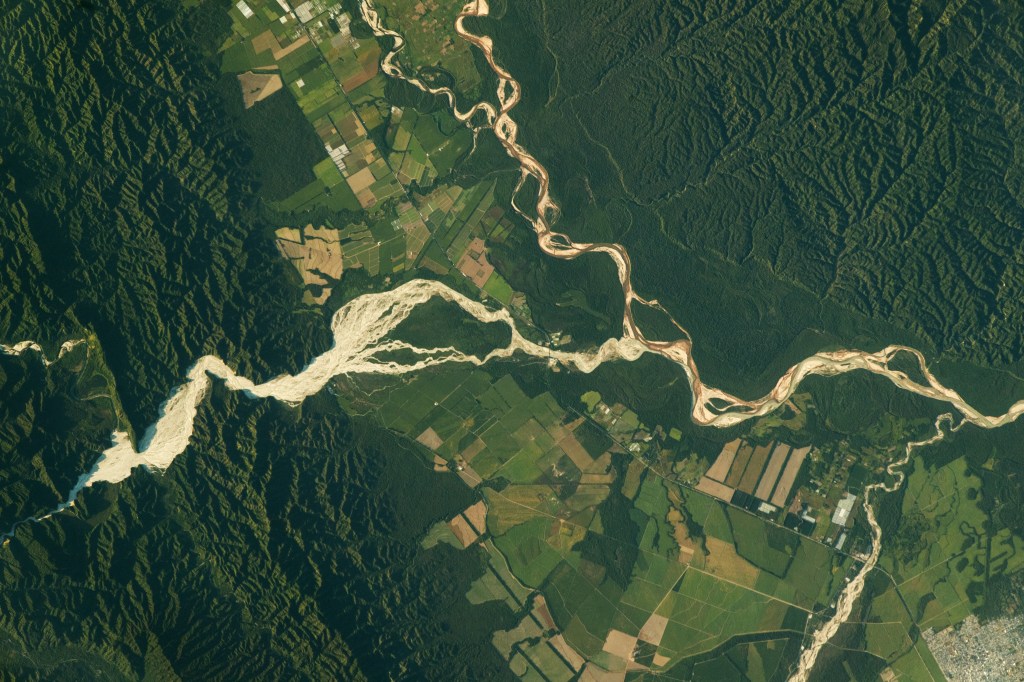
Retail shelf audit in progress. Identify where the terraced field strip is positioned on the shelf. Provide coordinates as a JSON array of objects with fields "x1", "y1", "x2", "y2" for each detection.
[
  {"x1": 725, "y1": 443, "x2": 755, "y2": 488},
  {"x1": 755, "y1": 444, "x2": 790, "y2": 501},
  {"x1": 771, "y1": 446, "x2": 810, "y2": 508},
  {"x1": 706, "y1": 439, "x2": 740, "y2": 482},
  {"x1": 739, "y1": 444, "x2": 772, "y2": 495}
]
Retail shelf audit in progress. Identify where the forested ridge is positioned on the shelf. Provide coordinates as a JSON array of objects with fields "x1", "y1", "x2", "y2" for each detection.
[{"x1": 480, "y1": 0, "x2": 1024, "y2": 391}]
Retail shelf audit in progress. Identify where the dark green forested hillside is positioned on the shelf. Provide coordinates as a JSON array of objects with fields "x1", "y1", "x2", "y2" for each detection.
[
  {"x1": 478, "y1": 0, "x2": 1024, "y2": 397},
  {"x1": 0, "y1": 0, "x2": 332, "y2": 437},
  {"x1": 5, "y1": 0, "x2": 1024, "y2": 679},
  {"x1": 0, "y1": 371, "x2": 514, "y2": 679},
  {"x1": 0, "y1": 0, "x2": 515, "y2": 678}
]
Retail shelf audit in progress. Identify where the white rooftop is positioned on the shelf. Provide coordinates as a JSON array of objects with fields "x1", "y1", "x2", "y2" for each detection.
[{"x1": 831, "y1": 492, "x2": 857, "y2": 527}]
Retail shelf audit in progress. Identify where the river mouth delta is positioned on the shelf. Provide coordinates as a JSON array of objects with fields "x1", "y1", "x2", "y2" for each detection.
[{"x1": 2, "y1": 0, "x2": 1024, "y2": 680}]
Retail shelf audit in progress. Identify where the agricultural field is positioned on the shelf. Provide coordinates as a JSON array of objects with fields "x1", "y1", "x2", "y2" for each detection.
[
  {"x1": 274, "y1": 224, "x2": 344, "y2": 304},
  {"x1": 373, "y1": 0, "x2": 486, "y2": 100},
  {"x1": 8, "y1": 0, "x2": 1024, "y2": 680},
  {"x1": 222, "y1": 0, "x2": 458, "y2": 212},
  {"x1": 682, "y1": 637, "x2": 804, "y2": 682},
  {"x1": 336, "y1": 366, "x2": 856, "y2": 677},
  {"x1": 412, "y1": 181, "x2": 518, "y2": 300},
  {"x1": 221, "y1": 0, "x2": 524, "y2": 308},
  {"x1": 0, "y1": 3, "x2": 532, "y2": 676},
  {"x1": 218, "y1": 0, "x2": 532, "y2": 314},
  {"x1": 528, "y1": 476, "x2": 853, "y2": 674},
  {"x1": 385, "y1": 106, "x2": 472, "y2": 187},
  {"x1": 222, "y1": 0, "x2": 404, "y2": 211},
  {"x1": 811, "y1": 575, "x2": 946, "y2": 682},
  {"x1": 880, "y1": 454, "x2": 1024, "y2": 632},
  {"x1": 802, "y1": 417, "x2": 1024, "y2": 678}
]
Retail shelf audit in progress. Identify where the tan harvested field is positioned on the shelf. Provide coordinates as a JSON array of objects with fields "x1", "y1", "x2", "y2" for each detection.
[
  {"x1": 416, "y1": 426, "x2": 443, "y2": 450},
  {"x1": 250, "y1": 30, "x2": 279, "y2": 56},
  {"x1": 304, "y1": 229, "x2": 343, "y2": 276},
  {"x1": 463, "y1": 499, "x2": 487, "y2": 535},
  {"x1": 581, "y1": 665, "x2": 627, "y2": 681},
  {"x1": 706, "y1": 439, "x2": 740, "y2": 482},
  {"x1": 696, "y1": 476, "x2": 735, "y2": 503},
  {"x1": 251, "y1": 30, "x2": 310, "y2": 61},
  {"x1": 337, "y1": 114, "x2": 368, "y2": 142},
  {"x1": 602, "y1": 629, "x2": 638, "y2": 661},
  {"x1": 638, "y1": 614, "x2": 669, "y2": 646},
  {"x1": 550, "y1": 634, "x2": 585, "y2": 672},
  {"x1": 755, "y1": 444, "x2": 791, "y2": 500},
  {"x1": 448, "y1": 514, "x2": 480, "y2": 547},
  {"x1": 543, "y1": 419, "x2": 570, "y2": 443},
  {"x1": 341, "y1": 43, "x2": 381, "y2": 92},
  {"x1": 724, "y1": 444, "x2": 754, "y2": 488},
  {"x1": 276, "y1": 226, "x2": 301, "y2": 242},
  {"x1": 588, "y1": 451, "x2": 613, "y2": 473},
  {"x1": 533, "y1": 595, "x2": 557, "y2": 630},
  {"x1": 558, "y1": 432, "x2": 594, "y2": 471},
  {"x1": 274, "y1": 225, "x2": 343, "y2": 304},
  {"x1": 565, "y1": 416, "x2": 586, "y2": 430},
  {"x1": 347, "y1": 166, "x2": 377, "y2": 194},
  {"x1": 703, "y1": 536, "x2": 759, "y2": 587},
  {"x1": 739, "y1": 443, "x2": 772, "y2": 494},
  {"x1": 456, "y1": 237, "x2": 495, "y2": 288},
  {"x1": 432, "y1": 454, "x2": 447, "y2": 471},
  {"x1": 356, "y1": 189, "x2": 376, "y2": 208},
  {"x1": 305, "y1": 225, "x2": 337, "y2": 243},
  {"x1": 771, "y1": 445, "x2": 811, "y2": 507},
  {"x1": 237, "y1": 71, "x2": 282, "y2": 108}
]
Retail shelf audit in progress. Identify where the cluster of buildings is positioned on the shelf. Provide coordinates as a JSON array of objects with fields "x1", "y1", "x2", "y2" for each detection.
[
  {"x1": 923, "y1": 614, "x2": 1024, "y2": 681},
  {"x1": 696, "y1": 438, "x2": 861, "y2": 549}
]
